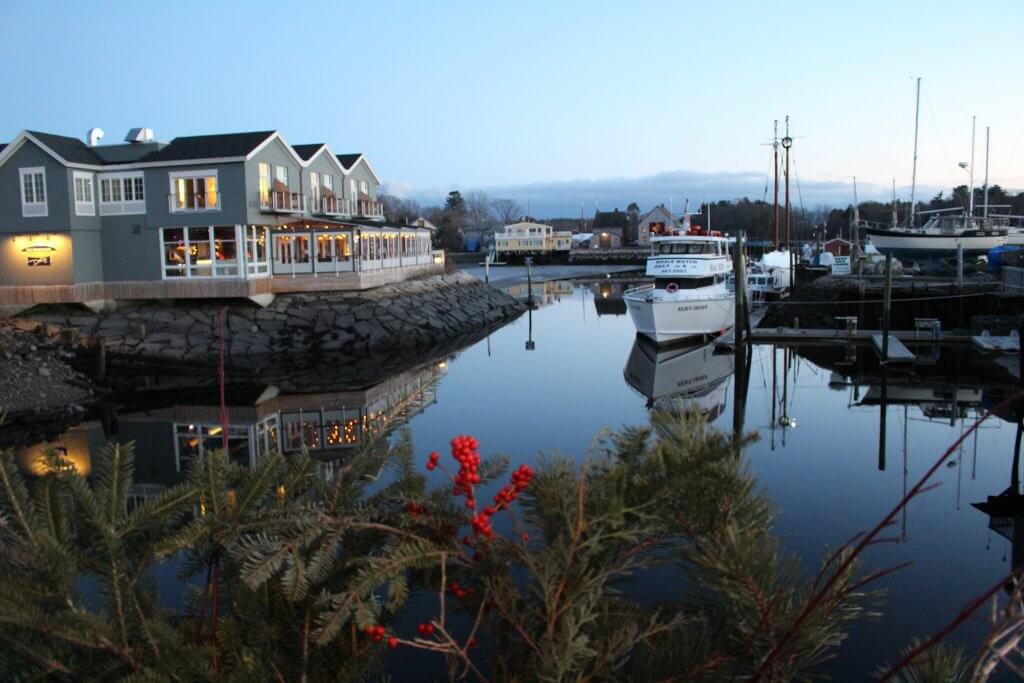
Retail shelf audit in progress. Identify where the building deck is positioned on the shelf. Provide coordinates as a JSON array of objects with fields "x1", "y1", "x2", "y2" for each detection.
[{"x1": 0, "y1": 261, "x2": 444, "y2": 308}]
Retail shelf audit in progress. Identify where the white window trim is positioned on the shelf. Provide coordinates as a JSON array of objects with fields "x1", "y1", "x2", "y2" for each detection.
[
  {"x1": 19, "y1": 167, "x2": 47, "y2": 217},
  {"x1": 168, "y1": 169, "x2": 220, "y2": 213},
  {"x1": 73, "y1": 171, "x2": 95, "y2": 216},
  {"x1": 98, "y1": 171, "x2": 145, "y2": 215},
  {"x1": 160, "y1": 224, "x2": 244, "y2": 280}
]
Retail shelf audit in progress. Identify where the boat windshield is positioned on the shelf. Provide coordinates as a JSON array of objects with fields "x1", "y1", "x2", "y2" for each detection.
[{"x1": 657, "y1": 242, "x2": 719, "y2": 255}]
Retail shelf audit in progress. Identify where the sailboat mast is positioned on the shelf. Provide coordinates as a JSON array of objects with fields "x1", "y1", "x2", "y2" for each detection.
[
  {"x1": 983, "y1": 126, "x2": 991, "y2": 220},
  {"x1": 909, "y1": 77, "x2": 921, "y2": 228},
  {"x1": 891, "y1": 178, "x2": 898, "y2": 227},
  {"x1": 783, "y1": 116, "x2": 792, "y2": 249},
  {"x1": 853, "y1": 176, "x2": 860, "y2": 226},
  {"x1": 773, "y1": 120, "x2": 780, "y2": 250},
  {"x1": 783, "y1": 116, "x2": 793, "y2": 290},
  {"x1": 968, "y1": 115, "x2": 976, "y2": 216}
]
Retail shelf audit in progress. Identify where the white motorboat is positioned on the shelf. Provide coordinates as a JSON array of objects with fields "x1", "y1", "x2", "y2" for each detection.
[
  {"x1": 623, "y1": 336, "x2": 734, "y2": 421},
  {"x1": 623, "y1": 233, "x2": 735, "y2": 343}
]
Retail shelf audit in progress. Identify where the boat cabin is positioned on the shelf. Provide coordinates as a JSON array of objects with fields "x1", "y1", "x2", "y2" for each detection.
[{"x1": 645, "y1": 236, "x2": 732, "y2": 287}]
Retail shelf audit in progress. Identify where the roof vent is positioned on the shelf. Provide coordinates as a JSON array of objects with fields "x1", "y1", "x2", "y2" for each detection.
[
  {"x1": 87, "y1": 128, "x2": 105, "y2": 147},
  {"x1": 125, "y1": 127, "x2": 154, "y2": 143}
]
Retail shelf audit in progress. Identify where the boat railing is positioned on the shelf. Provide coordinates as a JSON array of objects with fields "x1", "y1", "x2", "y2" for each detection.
[{"x1": 623, "y1": 283, "x2": 655, "y2": 296}]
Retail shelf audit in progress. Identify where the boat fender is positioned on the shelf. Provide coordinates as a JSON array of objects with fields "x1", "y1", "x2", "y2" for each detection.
[{"x1": 665, "y1": 282, "x2": 679, "y2": 293}]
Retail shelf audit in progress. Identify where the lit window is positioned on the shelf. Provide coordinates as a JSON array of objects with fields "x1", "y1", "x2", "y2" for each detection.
[
  {"x1": 169, "y1": 171, "x2": 220, "y2": 212},
  {"x1": 310, "y1": 171, "x2": 320, "y2": 204},
  {"x1": 161, "y1": 225, "x2": 243, "y2": 278},
  {"x1": 258, "y1": 163, "x2": 271, "y2": 207}
]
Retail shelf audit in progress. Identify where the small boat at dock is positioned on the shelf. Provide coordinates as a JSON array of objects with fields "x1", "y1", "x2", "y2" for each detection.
[{"x1": 623, "y1": 232, "x2": 735, "y2": 344}]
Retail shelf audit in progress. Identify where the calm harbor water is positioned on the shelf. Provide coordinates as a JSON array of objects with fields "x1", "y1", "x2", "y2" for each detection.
[{"x1": 11, "y1": 276, "x2": 1024, "y2": 678}]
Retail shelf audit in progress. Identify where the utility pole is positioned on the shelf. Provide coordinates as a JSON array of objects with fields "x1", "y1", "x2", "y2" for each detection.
[{"x1": 782, "y1": 116, "x2": 794, "y2": 289}]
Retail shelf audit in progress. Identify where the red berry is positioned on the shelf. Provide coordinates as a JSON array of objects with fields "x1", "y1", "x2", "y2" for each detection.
[
  {"x1": 424, "y1": 623, "x2": 435, "y2": 635},
  {"x1": 387, "y1": 636, "x2": 399, "y2": 649},
  {"x1": 364, "y1": 625, "x2": 375, "y2": 635},
  {"x1": 469, "y1": 636, "x2": 478, "y2": 648},
  {"x1": 426, "y1": 462, "x2": 436, "y2": 470}
]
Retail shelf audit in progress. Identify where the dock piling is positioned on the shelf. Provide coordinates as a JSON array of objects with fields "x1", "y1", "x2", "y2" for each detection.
[{"x1": 881, "y1": 254, "x2": 893, "y2": 363}]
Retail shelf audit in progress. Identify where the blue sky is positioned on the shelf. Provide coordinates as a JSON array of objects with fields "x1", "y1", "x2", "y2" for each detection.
[{"x1": 2, "y1": 1, "x2": 1022, "y2": 215}]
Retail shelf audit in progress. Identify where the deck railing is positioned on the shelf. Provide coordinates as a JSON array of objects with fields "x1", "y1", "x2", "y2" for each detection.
[{"x1": 260, "y1": 190, "x2": 306, "y2": 214}]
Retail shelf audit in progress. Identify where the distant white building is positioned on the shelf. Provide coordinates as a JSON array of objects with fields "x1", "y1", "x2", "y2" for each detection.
[
  {"x1": 409, "y1": 215, "x2": 438, "y2": 231},
  {"x1": 495, "y1": 222, "x2": 571, "y2": 256}
]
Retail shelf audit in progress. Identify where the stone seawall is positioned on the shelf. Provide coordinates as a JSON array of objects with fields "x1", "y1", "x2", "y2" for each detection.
[{"x1": 23, "y1": 272, "x2": 524, "y2": 368}]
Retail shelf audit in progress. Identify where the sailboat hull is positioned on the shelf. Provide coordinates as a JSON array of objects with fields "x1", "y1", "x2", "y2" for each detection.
[{"x1": 865, "y1": 228, "x2": 1005, "y2": 259}]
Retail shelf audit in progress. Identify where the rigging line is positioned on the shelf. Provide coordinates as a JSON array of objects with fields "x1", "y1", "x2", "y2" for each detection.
[
  {"x1": 770, "y1": 291, "x2": 992, "y2": 306},
  {"x1": 921, "y1": 86, "x2": 954, "y2": 190},
  {"x1": 791, "y1": 151, "x2": 806, "y2": 215}
]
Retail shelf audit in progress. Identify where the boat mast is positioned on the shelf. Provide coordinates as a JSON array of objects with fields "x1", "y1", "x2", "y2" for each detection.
[
  {"x1": 853, "y1": 176, "x2": 861, "y2": 227},
  {"x1": 968, "y1": 115, "x2": 976, "y2": 216},
  {"x1": 983, "y1": 126, "x2": 991, "y2": 220},
  {"x1": 909, "y1": 77, "x2": 921, "y2": 228},
  {"x1": 783, "y1": 116, "x2": 793, "y2": 289},
  {"x1": 891, "y1": 178, "x2": 898, "y2": 227},
  {"x1": 773, "y1": 120, "x2": 780, "y2": 250}
]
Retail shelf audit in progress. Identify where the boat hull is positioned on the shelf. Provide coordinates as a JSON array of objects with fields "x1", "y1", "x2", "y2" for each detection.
[
  {"x1": 624, "y1": 292, "x2": 735, "y2": 343},
  {"x1": 865, "y1": 228, "x2": 1005, "y2": 259}
]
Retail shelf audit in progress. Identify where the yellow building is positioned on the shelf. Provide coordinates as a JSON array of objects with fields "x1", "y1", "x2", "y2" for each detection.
[{"x1": 494, "y1": 222, "x2": 571, "y2": 256}]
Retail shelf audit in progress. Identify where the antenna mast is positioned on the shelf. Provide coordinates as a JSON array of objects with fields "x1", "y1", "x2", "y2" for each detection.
[
  {"x1": 968, "y1": 115, "x2": 976, "y2": 216},
  {"x1": 983, "y1": 126, "x2": 991, "y2": 220},
  {"x1": 909, "y1": 77, "x2": 921, "y2": 228}
]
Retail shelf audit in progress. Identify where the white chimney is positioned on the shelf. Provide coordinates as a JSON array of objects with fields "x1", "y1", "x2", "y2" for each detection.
[
  {"x1": 125, "y1": 127, "x2": 154, "y2": 143},
  {"x1": 87, "y1": 128, "x2": 105, "y2": 147}
]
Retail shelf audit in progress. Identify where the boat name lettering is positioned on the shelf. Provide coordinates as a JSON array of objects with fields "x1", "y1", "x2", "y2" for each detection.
[{"x1": 676, "y1": 304, "x2": 709, "y2": 312}]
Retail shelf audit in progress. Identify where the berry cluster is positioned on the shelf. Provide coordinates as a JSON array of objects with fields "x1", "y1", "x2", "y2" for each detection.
[
  {"x1": 492, "y1": 464, "x2": 534, "y2": 511},
  {"x1": 364, "y1": 624, "x2": 399, "y2": 649},
  {"x1": 405, "y1": 502, "x2": 426, "y2": 518},
  {"x1": 449, "y1": 580, "x2": 472, "y2": 600},
  {"x1": 447, "y1": 435, "x2": 482, "y2": 510},
  {"x1": 416, "y1": 622, "x2": 436, "y2": 636},
  {"x1": 426, "y1": 451, "x2": 440, "y2": 470}
]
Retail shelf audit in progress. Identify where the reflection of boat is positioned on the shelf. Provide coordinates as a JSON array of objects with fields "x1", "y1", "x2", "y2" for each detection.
[
  {"x1": 623, "y1": 336, "x2": 734, "y2": 421},
  {"x1": 623, "y1": 234, "x2": 735, "y2": 343}
]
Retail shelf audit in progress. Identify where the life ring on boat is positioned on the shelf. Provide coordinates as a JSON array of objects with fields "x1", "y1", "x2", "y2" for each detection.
[{"x1": 665, "y1": 282, "x2": 679, "y2": 293}]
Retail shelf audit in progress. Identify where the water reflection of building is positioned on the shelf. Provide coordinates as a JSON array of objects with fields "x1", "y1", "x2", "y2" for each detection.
[
  {"x1": 14, "y1": 361, "x2": 447, "y2": 490},
  {"x1": 504, "y1": 280, "x2": 573, "y2": 308},
  {"x1": 590, "y1": 281, "x2": 627, "y2": 316},
  {"x1": 623, "y1": 336, "x2": 734, "y2": 422}
]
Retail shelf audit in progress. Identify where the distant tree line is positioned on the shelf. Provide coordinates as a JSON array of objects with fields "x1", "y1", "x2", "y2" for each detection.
[{"x1": 380, "y1": 184, "x2": 1024, "y2": 250}]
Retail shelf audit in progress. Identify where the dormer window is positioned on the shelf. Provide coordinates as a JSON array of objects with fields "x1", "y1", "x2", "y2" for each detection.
[{"x1": 19, "y1": 167, "x2": 47, "y2": 217}]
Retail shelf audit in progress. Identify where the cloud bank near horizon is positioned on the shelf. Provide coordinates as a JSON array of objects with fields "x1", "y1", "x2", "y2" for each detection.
[{"x1": 384, "y1": 169, "x2": 948, "y2": 218}]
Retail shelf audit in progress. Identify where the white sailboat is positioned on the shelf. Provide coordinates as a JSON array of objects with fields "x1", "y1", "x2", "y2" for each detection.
[{"x1": 867, "y1": 82, "x2": 1007, "y2": 260}]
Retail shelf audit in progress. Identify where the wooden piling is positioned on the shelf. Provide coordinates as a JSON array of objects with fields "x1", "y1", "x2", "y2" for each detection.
[
  {"x1": 733, "y1": 231, "x2": 748, "y2": 343},
  {"x1": 881, "y1": 253, "x2": 893, "y2": 363}
]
